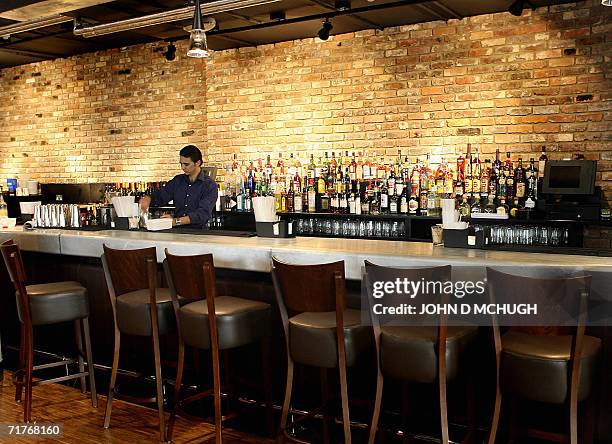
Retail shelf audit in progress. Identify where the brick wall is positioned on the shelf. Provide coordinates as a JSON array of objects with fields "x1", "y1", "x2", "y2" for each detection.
[{"x1": 0, "y1": 0, "x2": 610, "y2": 200}]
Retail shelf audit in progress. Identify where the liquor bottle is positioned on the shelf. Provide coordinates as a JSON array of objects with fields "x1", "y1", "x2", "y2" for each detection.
[
  {"x1": 276, "y1": 153, "x2": 285, "y2": 177},
  {"x1": 307, "y1": 179, "x2": 317, "y2": 213},
  {"x1": 419, "y1": 188, "x2": 428, "y2": 214},
  {"x1": 504, "y1": 153, "x2": 514, "y2": 200},
  {"x1": 379, "y1": 180, "x2": 389, "y2": 214},
  {"x1": 400, "y1": 186, "x2": 409, "y2": 214},
  {"x1": 527, "y1": 158, "x2": 538, "y2": 201},
  {"x1": 356, "y1": 152, "x2": 364, "y2": 181},
  {"x1": 363, "y1": 152, "x2": 371, "y2": 180},
  {"x1": 308, "y1": 154, "x2": 316, "y2": 179},
  {"x1": 330, "y1": 189, "x2": 339, "y2": 214},
  {"x1": 459, "y1": 194, "x2": 471, "y2": 220},
  {"x1": 361, "y1": 187, "x2": 371, "y2": 214},
  {"x1": 509, "y1": 198, "x2": 520, "y2": 218},
  {"x1": 370, "y1": 184, "x2": 381, "y2": 215},
  {"x1": 348, "y1": 191, "x2": 356, "y2": 214},
  {"x1": 514, "y1": 158, "x2": 526, "y2": 199},
  {"x1": 339, "y1": 189, "x2": 348, "y2": 214},
  {"x1": 349, "y1": 152, "x2": 357, "y2": 180},
  {"x1": 408, "y1": 191, "x2": 419, "y2": 215},
  {"x1": 484, "y1": 195, "x2": 496, "y2": 214},
  {"x1": 496, "y1": 197, "x2": 509, "y2": 216},
  {"x1": 286, "y1": 181, "x2": 295, "y2": 212},
  {"x1": 265, "y1": 155, "x2": 273, "y2": 178},
  {"x1": 481, "y1": 159, "x2": 491, "y2": 195},
  {"x1": 538, "y1": 146, "x2": 547, "y2": 180},
  {"x1": 389, "y1": 189, "x2": 399, "y2": 214},
  {"x1": 377, "y1": 156, "x2": 387, "y2": 179},
  {"x1": 427, "y1": 186, "x2": 437, "y2": 217},
  {"x1": 354, "y1": 182, "x2": 362, "y2": 215},
  {"x1": 294, "y1": 180, "x2": 303, "y2": 213},
  {"x1": 493, "y1": 147, "x2": 502, "y2": 175},
  {"x1": 472, "y1": 149, "x2": 481, "y2": 197},
  {"x1": 471, "y1": 195, "x2": 484, "y2": 216},
  {"x1": 456, "y1": 148, "x2": 465, "y2": 182},
  {"x1": 329, "y1": 152, "x2": 337, "y2": 176}
]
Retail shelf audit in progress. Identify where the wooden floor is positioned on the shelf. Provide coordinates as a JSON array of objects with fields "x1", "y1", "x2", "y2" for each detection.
[{"x1": 0, "y1": 372, "x2": 274, "y2": 443}]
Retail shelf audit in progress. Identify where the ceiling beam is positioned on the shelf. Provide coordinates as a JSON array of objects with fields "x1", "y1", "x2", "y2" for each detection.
[
  {"x1": 0, "y1": 1, "x2": 42, "y2": 14},
  {"x1": 0, "y1": 46, "x2": 61, "y2": 58}
]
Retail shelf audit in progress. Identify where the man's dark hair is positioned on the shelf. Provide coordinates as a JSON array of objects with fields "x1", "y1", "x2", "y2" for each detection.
[{"x1": 180, "y1": 145, "x2": 203, "y2": 164}]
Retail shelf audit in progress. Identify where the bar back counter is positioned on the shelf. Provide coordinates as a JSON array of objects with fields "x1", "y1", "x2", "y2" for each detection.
[{"x1": 0, "y1": 227, "x2": 611, "y2": 442}]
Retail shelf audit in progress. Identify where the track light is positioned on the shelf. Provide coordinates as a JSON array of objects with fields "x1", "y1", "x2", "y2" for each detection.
[
  {"x1": 164, "y1": 42, "x2": 176, "y2": 61},
  {"x1": 508, "y1": 0, "x2": 535, "y2": 16},
  {"x1": 187, "y1": 0, "x2": 210, "y2": 58},
  {"x1": 317, "y1": 18, "x2": 333, "y2": 41}
]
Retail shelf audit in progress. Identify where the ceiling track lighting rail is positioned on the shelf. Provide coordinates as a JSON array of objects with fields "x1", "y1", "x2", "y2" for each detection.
[
  {"x1": 73, "y1": 0, "x2": 281, "y2": 38},
  {"x1": 0, "y1": 13, "x2": 72, "y2": 40},
  {"x1": 209, "y1": 0, "x2": 437, "y2": 36}
]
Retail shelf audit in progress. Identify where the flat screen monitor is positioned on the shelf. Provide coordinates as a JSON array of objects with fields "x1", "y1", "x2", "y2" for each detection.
[{"x1": 542, "y1": 160, "x2": 596, "y2": 195}]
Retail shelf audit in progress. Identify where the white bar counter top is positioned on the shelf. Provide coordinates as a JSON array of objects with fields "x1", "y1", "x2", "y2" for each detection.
[{"x1": 0, "y1": 227, "x2": 610, "y2": 280}]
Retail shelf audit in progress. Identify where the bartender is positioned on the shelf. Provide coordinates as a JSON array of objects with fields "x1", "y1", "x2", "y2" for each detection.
[{"x1": 140, "y1": 145, "x2": 218, "y2": 228}]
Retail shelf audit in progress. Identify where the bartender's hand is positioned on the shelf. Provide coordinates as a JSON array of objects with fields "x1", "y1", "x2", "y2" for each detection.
[{"x1": 139, "y1": 195, "x2": 151, "y2": 211}]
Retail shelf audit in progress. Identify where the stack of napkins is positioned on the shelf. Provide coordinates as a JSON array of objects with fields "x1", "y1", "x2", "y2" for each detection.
[{"x1": 146, "y1": 218, "x2": 173, "y2": 231}]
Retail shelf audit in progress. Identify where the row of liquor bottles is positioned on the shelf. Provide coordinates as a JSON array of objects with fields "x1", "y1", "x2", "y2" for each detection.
[
  {"x1": 222, "y1": 146, "x2": 548, "y2": 215},
  {"x1": 222, "y1": 145, "x2": 548, "y2": 197}
]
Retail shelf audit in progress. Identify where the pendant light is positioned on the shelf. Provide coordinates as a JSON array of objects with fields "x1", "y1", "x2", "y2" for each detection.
[{"x1": 187, "y1": 0, "x2": 210, "y2": 58}]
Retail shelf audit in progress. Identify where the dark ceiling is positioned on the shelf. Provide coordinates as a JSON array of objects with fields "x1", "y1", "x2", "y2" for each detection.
[{"x1": 0, "y1": 0, "x2": 580, "y2": 68}]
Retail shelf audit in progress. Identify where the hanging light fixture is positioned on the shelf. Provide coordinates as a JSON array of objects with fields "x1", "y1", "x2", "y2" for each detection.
[
  {"x1": 187, "y1": 0, "x2": 210, "y2": 58},
  {"x1": 602, "y1": 0, "x2": 612, "y2": 6}
]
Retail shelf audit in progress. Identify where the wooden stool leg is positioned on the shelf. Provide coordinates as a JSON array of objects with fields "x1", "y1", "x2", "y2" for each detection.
[
  {"x1": 487, "y1": 382, "x2": 502, "y2": 444},
  {"x1": 508, "y1": 394, "x2": 520, "y2": 444},
  {"x1": 211, "y1": 342, "x2": 222, "y2": 444},
  {"x1": 151, "y1": 317, "x2": 166, "y2": 442},
  {"x1": 277, "y1": 356, "x2": 294, "y2": 444},
  {"x1": 82, "y1": 317, "x2": 97, "y2": 408},
  {"x1": 321, "y1": 367, "x2": 331, "y2": 444},
  {"x1": 338, "y1": 355, "x2": 352, "y2": 444},
  {"x1": 261, "y1": 337, "x2": 274, "y2": 438},
  {"x1": 401, "y1": 382, "x2": 409, "y2": 444},
  {"x1": 15, "y1": 323, "x2": 26, "y2": 403},
  {"x1": 74, "y1": 319, "x2": 86, "y2": 394},
  {"x1": 103, "y1": 328, "x2": 120, "y2": 428},
  {"x1": 368, "y1": 368, "x2": 384, "y2": 444},
  {"x1": 24, "y1": 327, "x2": 34, "y2": 423},
  {"x1": 166, "y1": 337, "x2": 185, "y2": 442}
]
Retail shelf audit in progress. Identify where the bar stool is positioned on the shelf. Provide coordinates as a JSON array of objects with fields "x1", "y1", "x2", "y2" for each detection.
[
  {"x1": 101, "y1": 245, "x2": 175, "y2": 442},
  {"x1": 486, "y1": 268, "x2": 600, "y2": 444},
  {"x1": 364, "y1": 261, "x2": 478, "y2": 444},
  {"x1": 272, "y1": 257, "x2": 372, "y2": 444},
  {"x1": 163, "y1": 249, "x2": 272, "y2": 444},
  {"x1": 0, "y1": 239, "x2": 97, "y2": 423}
]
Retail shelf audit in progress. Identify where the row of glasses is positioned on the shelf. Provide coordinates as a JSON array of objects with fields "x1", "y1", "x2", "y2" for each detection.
[
  {"x1": 489, "y1": 225, "x2": 569, "y2": 246},
  {"x1": 294, "y1": 217, "x2": 406, "y2": 239}
]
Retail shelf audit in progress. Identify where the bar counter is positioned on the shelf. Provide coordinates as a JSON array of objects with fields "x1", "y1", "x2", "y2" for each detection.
[
  {"x1": 0, "y1": 227, "x2": 611, "y2": 442},
  {"x1": 1, "y1": 227, "x2": 611, "y2": 279}
]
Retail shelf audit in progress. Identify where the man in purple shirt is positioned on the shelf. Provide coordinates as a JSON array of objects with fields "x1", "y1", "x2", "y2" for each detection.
[{"x1": 140, "y1": 145, "x2": 218, "y2": 229}]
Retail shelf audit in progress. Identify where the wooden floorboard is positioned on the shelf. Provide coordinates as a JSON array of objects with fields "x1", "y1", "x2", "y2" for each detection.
[{"x1": 0, "y1": 372, "x2": 274, "y2": 443}]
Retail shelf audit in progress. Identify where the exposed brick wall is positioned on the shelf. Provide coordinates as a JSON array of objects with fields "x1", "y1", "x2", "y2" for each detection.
[{"x1": 0, "y1": 0, "x2": 610, "y2": 200}]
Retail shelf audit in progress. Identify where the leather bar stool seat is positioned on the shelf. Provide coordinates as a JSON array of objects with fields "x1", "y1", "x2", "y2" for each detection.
[
  {"x1": 178, "y1": 295, "x2": 271, "y2": 350},
  {"x1": 380, "y1": 325, "x2": 478, "y2": 383},
  {"x1": 18, "y1": 281, "x2": 89, "y2": 326},
  {"x1": 115, "y1": 288, "x2": 176, "y2": 336},
  {"x1": 502, "y1": 331, "x2": 601, "y2": 404},
  {"x1": 289, "y1": 309, "x2": 372, "y2": 368}
]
